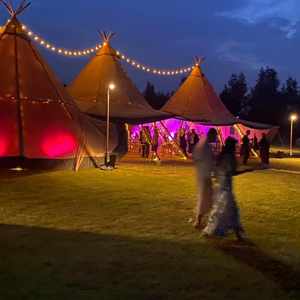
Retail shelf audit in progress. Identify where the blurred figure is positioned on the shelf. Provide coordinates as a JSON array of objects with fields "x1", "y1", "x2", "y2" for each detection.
[
  {"x1": 259, "y1": 133, "x2": 270, "y2": 167},
  {"x1": 240, "y1": 130, "x2": 251, "y2": 165},
  {"x1": 203, "y1": 137, "x2": 245, "y2": 241},
  {"x1": 192, "y1": 128, "x2": 218, "y2": 229}
]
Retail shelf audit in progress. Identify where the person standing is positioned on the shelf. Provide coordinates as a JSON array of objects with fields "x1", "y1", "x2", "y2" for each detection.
[
  {"x1": 179, "y1": 129, "x2": 187, "y2": 157},
  {"x1": 202, "y1": 137, "x2": 245, "y2": 241},
  {"x1": 259, "y1": 133, "x2": 270, "y2": 167},
  {"x1": 192, "y1": 128, "x2": 217, "y2": 229},
  {"x1": 188, "y1": 129, "x2": 200, "y2": 154},
  {"x1": 139, "y1": 128, "x2": 146, "y2": 158},
  {"x1": 240, "y1": 130, "x2": 251, "y2": 165},
  {"x1": 152, "y1": 126, "x2": 160, "y2": 160},
  {"x1": 144, "y1": 126, "x2": 151, "y2": 159}
]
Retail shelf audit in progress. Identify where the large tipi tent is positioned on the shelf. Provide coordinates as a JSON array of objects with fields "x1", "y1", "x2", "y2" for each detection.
[
  {"x1": 160, "y1": 59, "x2": 278, "y2": 136},
  {"x1": 0, "y1": 1, "x2": 119, "y2": 169},
  {"x1": 68, "y1": 32, "x2": 170, "y2": 124},
  {"x1": 127, "y1": 60, "x2": 278, "y2": 160},
  {"x1": 161, "y1": 60, "x2": 237, "y2": 125}
]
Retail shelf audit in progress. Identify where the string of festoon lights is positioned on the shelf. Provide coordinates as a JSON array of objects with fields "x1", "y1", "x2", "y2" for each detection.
[{"x1": 20, "y1": 23, "x2": 195, "y2": 76}]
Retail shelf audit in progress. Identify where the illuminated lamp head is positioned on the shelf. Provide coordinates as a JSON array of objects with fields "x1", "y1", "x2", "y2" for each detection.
[
  {"x1": 108, "y1": 83, "x2": 116, "y2": 91},
  {"x1": 290, "y1": 114, "x2": 298, "y2": 122}
]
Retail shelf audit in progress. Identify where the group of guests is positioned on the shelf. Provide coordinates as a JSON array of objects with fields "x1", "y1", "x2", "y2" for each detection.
[
  {"x1": 240, "y1": 130, "x2": 270, "y2": 167},
  {"x1": 139, "y1": 126, "x2": 271, "y2": 170},
  {"x1": 139, "y1": 126, "x2": 160, "y2": 159},
  {"x1": 139, "y1": 127, "x2": 201, "y2": 159},
  {"x1": 192, "y1": 129, "x2": 245, "y2": 240},
  {"x1": 178, "y1": 129, "x2": 200, "y2": 156}
]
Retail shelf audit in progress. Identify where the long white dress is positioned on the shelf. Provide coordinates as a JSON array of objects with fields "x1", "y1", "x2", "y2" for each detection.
[
  {"x1": 202, "y1": 153, "x2": 244, "y2": 237},
  {"x1": 192, "y1": 139, "x2": 215, "y2": 217}
]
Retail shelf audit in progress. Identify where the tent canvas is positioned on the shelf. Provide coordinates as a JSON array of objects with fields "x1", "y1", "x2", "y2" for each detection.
[
  {"x1": 161, "y1": 62, "x2": 236, "y2": 125},
  {"x1": 68, "y1": 32, "x2": 170, "y2": 124},
  {"x1": 0, "y1": 2, "x2": 119, "y2": 169}
]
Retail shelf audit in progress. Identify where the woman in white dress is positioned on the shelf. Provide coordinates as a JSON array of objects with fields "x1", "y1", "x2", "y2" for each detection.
[{"x1": 202, "y1": 137, "x2": 245, "y2": 241}]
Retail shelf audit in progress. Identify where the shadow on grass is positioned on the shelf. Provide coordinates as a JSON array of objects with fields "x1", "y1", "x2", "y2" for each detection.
[
  {"x1": 212, "y1": 239, "x2": 300, "y2": 293},
  {"x1": 0, "y1": 169, "x2": 56, "y2": 180},
  {"x1": 0, "y1": 224, "x2": 299, "y2": 300}
]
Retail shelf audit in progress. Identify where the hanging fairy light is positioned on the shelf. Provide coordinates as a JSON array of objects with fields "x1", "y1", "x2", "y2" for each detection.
[{"x1": 20, "y1": 22, "x2": 195, "y2": 76}]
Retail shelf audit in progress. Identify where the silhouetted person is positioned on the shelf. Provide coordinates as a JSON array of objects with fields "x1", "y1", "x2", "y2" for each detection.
[
  {"x1": 179, "y1": 129, "x2": 187, "y2": 157},
  {"x1": 144, "y1": 126, "x2": 151, "y2": 158},
  {"x1": 188, "y1": 129, "x2": 200, "y2": 154},
  {"x1": 140, "y1": 128, "x2": 150, "y2": 158},
  {"x1": 152, "y1": 126, "x2": 160, "y2": 160},
  {"x1": 240, "y1": 130, "x2": 251, "y2": 165},
  {"x1": 259, "y1": 133, "x2": 270, "y2": 167}
]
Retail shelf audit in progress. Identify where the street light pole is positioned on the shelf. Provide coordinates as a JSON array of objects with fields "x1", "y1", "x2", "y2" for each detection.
[
  {"x1": 290, "y1": 114, "x2": 298, "y2": 157},
  {"x1": 104, "y1": 83, "x2": 115, "y2": 167}
]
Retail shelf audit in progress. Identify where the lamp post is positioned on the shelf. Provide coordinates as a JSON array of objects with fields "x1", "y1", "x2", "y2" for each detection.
[
  {"x1": 289, "y1": 114, "x2": 298, "y2": 157},
  {"x1": 104, "y1": 83, "x2": 115, "y2": 167}
]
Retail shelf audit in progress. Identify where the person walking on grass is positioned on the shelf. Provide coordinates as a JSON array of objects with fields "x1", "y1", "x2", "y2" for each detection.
[
  {"x1": 259, "y1": 133, "x2": 270, "y2": 167},
  {"x1": 192, "y1": 128, "x2": 217, "y2": 229},
  {"x1": 202, "y1": 137, "x2": 246, "y2": 241}
]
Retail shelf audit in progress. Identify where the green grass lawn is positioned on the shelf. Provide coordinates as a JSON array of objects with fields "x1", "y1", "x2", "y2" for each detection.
[
  {"x1": 0, "y1": 161, "x2": 300, "y2": 300},
  {"x1": 271, "y1": 145, "x2": 300, "y2": 155},
  {"x1": 269, "y1": 158, "x2": 300, "y2": 172}
]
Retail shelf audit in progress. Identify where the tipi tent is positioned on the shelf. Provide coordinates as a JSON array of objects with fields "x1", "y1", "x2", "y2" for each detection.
[
  {"x1": 161, "y1": 60, "x2": 237, "y2": 125},
  {"x1": 0, "y1": 1, "x2": 119, "y2": 170},
  {"x1": 68, "y1": 32, "x2": 170, "y2": 124},
  {"x1": 126, "y1": 61, "x2": 278, "y2": 160}
]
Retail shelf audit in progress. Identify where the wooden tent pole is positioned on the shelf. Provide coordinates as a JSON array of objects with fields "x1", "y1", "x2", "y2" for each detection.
[
  {"x1": 159, "y1": 121, "x2": 187, "y2": 159},
  {"x1": 216, "y1": 127, "x2": 224, "y2": 145},
  {"x1": 13, "y1": 25, "x2": 25, "y2": 158}
]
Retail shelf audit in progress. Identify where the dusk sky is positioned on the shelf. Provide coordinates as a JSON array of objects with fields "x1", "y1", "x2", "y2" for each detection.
[{"x1": 1, "y1": 0, "x2": 300, "y2": 93}]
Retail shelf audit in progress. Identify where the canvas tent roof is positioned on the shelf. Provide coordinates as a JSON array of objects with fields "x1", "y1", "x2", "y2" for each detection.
[
  {"x1": 161, "y1": 64, "x2": 237, "y2": 125},
  {"x1": 237, "y1": 119, "x2": 279, "y2": 130},
  {"x1": 68, "y1": 34, "x2": 170, "y2": 124},
  {"x1": 0, "y1": 7, "x2": 118, "y2": 169}
]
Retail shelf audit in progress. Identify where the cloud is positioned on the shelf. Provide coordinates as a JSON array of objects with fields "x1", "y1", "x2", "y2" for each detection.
[
  {"x1": 216, "y1": 40, "x2": 267, "y2": 70},
  {"x1": 217, "y1": 0, "x2": 300, "y2": 39}
]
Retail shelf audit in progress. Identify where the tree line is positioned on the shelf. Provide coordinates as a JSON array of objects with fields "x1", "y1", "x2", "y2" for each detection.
[{"x1": 143, "y1": 67, "x2": 300, "y2": 139}]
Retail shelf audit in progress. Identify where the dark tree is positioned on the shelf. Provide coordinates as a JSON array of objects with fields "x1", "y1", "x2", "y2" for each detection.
[
  {"x1": 280, "y1": 77, "x2": 300, "y2": 139},
  {"x1": 143, "y1": 82, "x2": 170, "y2": 109},
  {"x1": 220, "y1": 73, "x2": 248, "y2": 116},
  {"x1": 281, "y1": 77, "x2": 299, "y2": 107},
  {"x1": 248, "y1": 67, "x2": 282, "y2": 124}
]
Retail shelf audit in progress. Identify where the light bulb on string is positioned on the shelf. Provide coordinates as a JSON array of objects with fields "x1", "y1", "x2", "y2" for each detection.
[{"x1": 21, "y1": 22, "x2": 194, "y2": 76}]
